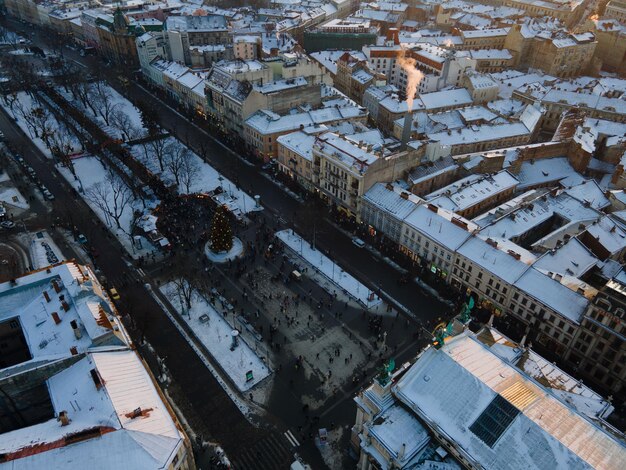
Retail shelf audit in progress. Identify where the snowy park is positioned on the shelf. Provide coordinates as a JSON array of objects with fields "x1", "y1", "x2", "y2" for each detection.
[
  {"x1": 56, "y1": 155, "x2": 156, "y2": 257},
  {"x1": 161, "y1": 281, "x2": 270, "y2": 392},
  {"x1": 129, "y1": 136, "x2": 260, "y2": 217},
  {"x1": 276, "y1": 229, "x2": 382, "y2": 309},
  {"x1": 0, "y1": 91, "x2": 83, "y2": 159},
  {"x1": 58, "y1": 82, "x2": 147, "y2": 142}
]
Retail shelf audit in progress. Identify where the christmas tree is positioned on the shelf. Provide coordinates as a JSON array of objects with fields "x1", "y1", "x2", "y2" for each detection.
[{"x1": 210, "y1": 205, "x2": 233, "y2": 252}]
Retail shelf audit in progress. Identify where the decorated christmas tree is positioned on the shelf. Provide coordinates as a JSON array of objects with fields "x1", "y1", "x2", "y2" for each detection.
[{"x1": 210, "y1": 205, "x2": 233, "y2": 252}]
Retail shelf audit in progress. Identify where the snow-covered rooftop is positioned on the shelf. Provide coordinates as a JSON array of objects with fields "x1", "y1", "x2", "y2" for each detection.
[
  {"x1": 0, "y1": 263, "x2": 184, "y2": 468},
  {"x1": 516, "y1": 157, "x2": 583, "y2": 191},
  {"x1": 276, "y1": 130, "x2": 317, "y2": 161},
  {"x1": 404, "y1": 204, "x2": 475, "y2": 251},
  {"x1": 362, "y1": 183, "x2": 422, "y2": 220},
  {"x1": 426, "y1": 171, "x2": 519, "y2": 213},
  {"x1": 393, "y1": 331, "x2": 626, "y2": 470},
  {"x1": 533, "y1": 238, "x2": 598, "y2": 278},
  {"x1": 0, "y1": 263, "x2": 128, "y2": 374}
]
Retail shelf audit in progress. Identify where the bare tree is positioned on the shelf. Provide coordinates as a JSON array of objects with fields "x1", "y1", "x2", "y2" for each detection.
[
  {"x1": 70, "y1": 81, "x2": 98, "y2": 116},
  {"x1": 141, "y1": 137, "x2": 170, "y2": 172},
  {"x1": 171, "y1": 277, "x2": 195, "y2": 313},
  {"x1": 2, "y1": 92, "x2": 19, "y2": 112},
  {"x1": 110, "y1": 108, "x2": 141, "y2": 141},
  {"x1": 49, "y1": 122, "x2": 78, "y2": 172},
  {"x1": 92, "y1": 82, "x2": 119, "y2": 126},
  {"x1": 28, "y1": 106, "x2": 55, "y2": 147},
  {"x1": 179, "y1": 149, "x2": 201, "y2": 194},
  {"x1": 164, "y1": 142, "x2": 194, "y2": 190},
  {"x1": 85, "y1": 170, "x2": 134, "y2": 230}
]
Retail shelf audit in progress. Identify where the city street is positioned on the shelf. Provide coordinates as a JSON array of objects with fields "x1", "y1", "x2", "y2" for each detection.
[{"x1": 0, "y1": 17, "x2": 455, "y2": 469}]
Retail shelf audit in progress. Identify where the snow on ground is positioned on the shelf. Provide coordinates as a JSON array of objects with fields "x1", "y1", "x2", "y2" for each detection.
[
  {"x1": 0, "y1": 31, "x2": 26, "y2": 45},
  {"x1": 161, "y1": 282, "x2": 271, "y2": 392},
  {"x1": 204, "y1": 237, "x2": 244, "y2": 263},
  {"x1": 56, "y1": 155, "x2": 156, "y2": 258},
  {"x1": 129, "y1": 137, "x2": 260, "y2": 217},
  {"x1": 0, "y1": 92, "x2": 82, "y2": 159},
  {"x1": 28, "y1": 231, "x2": 65, "y2": 269},
  {"x1": 58, "y1": 83, "x2": 147, "y2": 141},
  {"x1": 276, "y1": 229, "x2": 382, "y2": 309},
  {"x1": 0, "y1": 186, "x2": 30, "y2": 210},
  {"x1": 7, "y1": 48, "x2": 33, "y2": 56}
]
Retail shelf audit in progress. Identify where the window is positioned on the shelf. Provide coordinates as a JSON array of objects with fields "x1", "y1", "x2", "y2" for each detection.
[
  {"x1": 478, "y1": 272, "x2": 483, "y2": 279},
  {"x1": 488, "y1": 279, "x2": 493, "y2": 286},
  {"x1": 469, "y1": 395, "x2": 520, "y2": 448},
  {"x1": 502, "y1": 287, "x2": 507, "y2": 295},
  {"x1": 521, "y1": 298, "x2": 528, "y2": 306},
  {"x1": 513, "y1": 293, "x2": 519, "y2": 301}
]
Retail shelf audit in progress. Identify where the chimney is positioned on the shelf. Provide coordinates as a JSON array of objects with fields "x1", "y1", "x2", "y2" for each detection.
[
  {"x1": 400, "y1": 192, "x2": 409, "y2": 200},
  {"x1": 385, "y1": 182, "x2": 394, "y2": 191},
  {"x1": 400, "y1": 112, "x2": 412, "y2": 150},
  {"x1": 70, "y1": 319, "x2": 82, "y2": 339},
  {"x1": 386, "y1": 28, "x2": 400, "y2": 45},
  {"x1": 61, "y1": 301, "x2": 70, "y2": 312},
  {"x1": 398, "y1": 442, "x2": 406, "y2": 462},
  {"x1": 486, "y1": 238, "x2": 498, "y2": 248},
  {"x1": 70, "y1": 346, "x2": 78, "y2": 356},
  {"x1": 52, "y1": 312, "x2": 61, "y2": 324},
  {"x1": 52, "y1": 280, "x2": 61, "y2": 293},
  {"x1": 58, "y1": 411, "x2": 70, "y2": 426},
  {"x1": 427, "y1": 203, "x2": 438, "y2": 213},
  {"x1": 90, "y1": 368, "x2": 103, "y2": 390},
  {"x1": 43, "y1": 291, "x2": 51, "y2": 302}
]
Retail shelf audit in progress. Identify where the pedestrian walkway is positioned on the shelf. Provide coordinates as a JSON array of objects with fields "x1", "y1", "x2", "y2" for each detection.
[
  {"x1": 276, "y1": 229, "x2": 382, "y2": 309},
  {"x1": 230, "y1": 432, "x2": 294, "y2": 470}
]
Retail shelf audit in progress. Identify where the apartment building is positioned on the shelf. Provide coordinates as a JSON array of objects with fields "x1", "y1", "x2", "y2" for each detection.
[
  {"x1": 164, "y1": 15, "x2": 229, "y2": 64},
  {"x1": 587, "y1": 18, "x2": 626, "y2": 75},
  {"x1": 468, "y1": 49, "x2": 514, "y2": 73},
  {"x1": 514, "y1": 86, "x2": 626, "y2": 131},
  {"x1": 353, "y1": 325, "x2": 624, "y2": 470},
  {"x1": 361, "y1": 182, "x2": 423, "y2": 244},
  {"x1": 376, "y1": 88, "x2": 474, "y2": 134},
  {"x1": 456, "y1": 28, "x2": 510, "y2": 51},
  {"x1": 314, "y1": 132, "x2": 421, "y2": 219},
  {"x1": 0, "y1": 262, "x2": 195, "y2": 469},
  {"x1": 244, "y1": 104, "x2": 368, "y2": 159},
  {"x1": 363, "y1": 30, "x2": 476, "y2": 95},
  {"x1": 96, "y1": 8, "x2": 139, "y2": 66},
  {"x1": 606, "y1": 0, "x2": 626, "y2": 23},
  {"x1": 501, "y1": 0, "x2": 585, "y2": 27},
  {"x1": 276, "y1": 129, "x2": 321, "y2": 191},
  {"x1": 425, "y1": 170, "x2": 519, "y2": 219},
  {"x1": 505, "y1": 22, "x2": 597, "y2": 78},
  {"x1": 303, "y1": 18, "x2": 378, "y2": 53}
]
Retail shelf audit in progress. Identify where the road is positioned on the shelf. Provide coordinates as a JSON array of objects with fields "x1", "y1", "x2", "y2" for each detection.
[
  {"x1": 0, "y1": 106, "x2": 298, "y2": 469},
  {"x1": 0, "y1": 17, "x2": 454, "y2": 468}
]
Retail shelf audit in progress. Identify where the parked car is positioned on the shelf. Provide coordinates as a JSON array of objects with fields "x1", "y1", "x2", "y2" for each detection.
[
  {"x1": 351, "y1": 237, "x2": 366, "y2": 248},
  {"x1": 1, "y1": 221, "x2": 16, "y2": 229},
  {"x1": 77, "y1": 234, "x2": 87, "y2": 244},
  {"x1": 42, "y1": 188, "x2": 54, "y2": 200},
  {"x1": 109, "y1": 288, "x2": 120, "y2": 301}
]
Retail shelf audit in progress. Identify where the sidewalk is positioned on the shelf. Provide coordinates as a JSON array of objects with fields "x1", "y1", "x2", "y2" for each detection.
[
  {"x1": 276, "y1": 229, "x2": 382, "y2": 310},
  {"x1": 161, "y1": 282, "x2": 271, "y2": 392}
]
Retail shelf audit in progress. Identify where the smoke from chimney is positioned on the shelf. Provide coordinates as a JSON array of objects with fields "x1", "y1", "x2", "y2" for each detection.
[{"x1": 397, "y1": 50, "x2": 424, "y2": 111}]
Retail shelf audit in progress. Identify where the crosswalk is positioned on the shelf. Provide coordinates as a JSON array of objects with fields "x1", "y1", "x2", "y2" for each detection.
[{"x1": 231, "y1": 432, "x2": 296, "y2": 470}]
